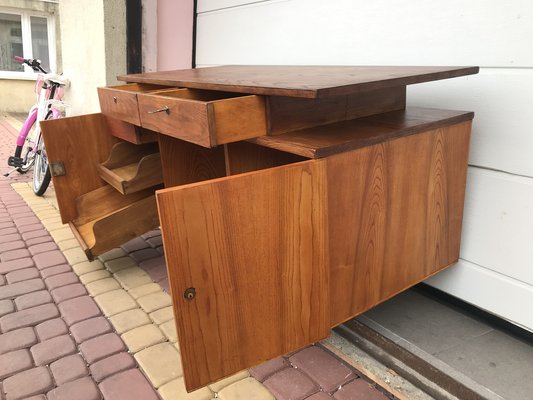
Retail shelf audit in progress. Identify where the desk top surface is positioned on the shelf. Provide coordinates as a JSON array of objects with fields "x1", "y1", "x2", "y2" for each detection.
[{"x1": 119, "y1": 65, "x2": 479, "y2": 98}]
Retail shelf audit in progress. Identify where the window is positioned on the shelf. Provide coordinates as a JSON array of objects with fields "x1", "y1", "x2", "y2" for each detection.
[{"x1": 0, "y1": 9, "x2": 55, "y2": 78}]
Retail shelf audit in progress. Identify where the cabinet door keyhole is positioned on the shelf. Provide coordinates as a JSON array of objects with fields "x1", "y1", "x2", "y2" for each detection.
[{"x1": 184, "y1": 287, "x2": 196, "y2": 301}]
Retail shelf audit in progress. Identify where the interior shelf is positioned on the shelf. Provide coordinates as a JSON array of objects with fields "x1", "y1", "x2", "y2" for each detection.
[{"x1": 97, "y1": 141, "x2": 163, "y2": 194}]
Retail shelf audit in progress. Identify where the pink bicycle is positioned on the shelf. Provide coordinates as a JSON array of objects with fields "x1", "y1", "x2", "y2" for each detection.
[{"x1": 5, "y1": 56, "x2": 69, "y2": 196}]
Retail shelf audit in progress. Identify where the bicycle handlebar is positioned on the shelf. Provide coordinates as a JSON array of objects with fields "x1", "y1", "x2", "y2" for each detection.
[{"x1": 14, "y1": 56, "x2": 47, "y2": 73}]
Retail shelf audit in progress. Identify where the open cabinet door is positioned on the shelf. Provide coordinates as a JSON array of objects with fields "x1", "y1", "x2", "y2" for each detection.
[{"x1": 156, "y1": 160, "x2": 329, "y2": 391}]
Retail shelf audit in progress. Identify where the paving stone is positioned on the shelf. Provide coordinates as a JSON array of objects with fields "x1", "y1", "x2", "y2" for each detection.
[
  {"x1": 159, "y1": 320, "x2": 178, "y2": 342},
  {"x1": 141, "y1": 230, "x2": 161, "y2": 240},
  {"x1": 49, "y1": 228, "x2": 75, "y2": 242},
  {"x1": 89, "y1": 352, "x2": 136, "y2": 383},
  {"x1": 27, "y1": 242, "x2": 58, "y2": 257},
  {"x1": 0, "y1": 274, "x2": 5, "y2": 286},
  {"x1": 33, "y1": 250, "x2": 67, "y2": 270},
  {"x1": 58, "y1": 295, "x2": 101, "y2": 325},
  {"x1": 0, "y1": 258, "x2": 34, "y2": 274},
  {"x1": 47, "y1": 376, "x2": 101, "y2": 400},
  {"x1": 289, "y1": 346, "x2": 356, "y2": 393},
  {"x1": 99, "y1": 368, "x2": 159, "y2": 400},
  {"x1": 94, "y1": 289, "x2": 137, "y2": 316},
  {"x1": 263, "y1": 367, "x2": 319, "y2": 400},
  {"x1": 0, "y1": 221, "x2": 15, "y2": 230},
  {"x1": 209, "y1": 370, "x2": 250, "y2": 393},
  {"x1": 158, "y1": 278, "x2": 170, "y2": 293},
  {"x1": 129, "y1": 283, "x2": 162, "y2": 300},
  {"x1": 137, "y1": 291, "x2": 171, "y2": 313},
  {"x1": 2, "y1": 366, "x2": 54, "y2": 400},
  {"x1": 0, "y1": 278, "x2": 44, "y2": 300},
  {"x1": 333, "y1": 379, "x2": 387, "y2": 400},
  {"x1": 0, "y1": 303, "x2": 59, "y2": 332},
  {"x1": 72, "y1": 260, "x2": 104, "y2": 276},
  {"x1": 149, "y1": 305, "x2": 174, "y2": 324},
  {"x1": 0, "y1": 248, "x2": 31, "y2": 262},
  {"x1": 50, "y1": 283, "x2": 87, "y2": 303},
  {"x1": 0, "y1": 299, "x2": 15, "y2": 318},
  {"x1": 14, "y1": 216, "x2": 40, "y2": 227},
  {"x1": 305, "y1": 392, "x2": 334, "y2": 400},
  {"x1": 159, "y1": 377, "x2": 213, "y2": 400},
  {"x1": 5, "y1": 268, "x2": 39, "y2": 284},
  {"x1": 139, "y1": 257, "x2": 168, "y2": 282},
  {"x1": 79, "y1": 269, "x2": 111, "y2": 284},
  {"x1": 121, "y1": 237, "x2": 150, "y2": 253},
  {"x1": 57, "y1": 238, "x2": 80, "y2": 251},
  {"x1": 0, "y1": 327, "x2": 37, "y2": 354},
  {"x1": 145, "y1": 235, "x2": 163, "y2": 248},
  {"x1": 44, "y1": 272, "x2": 79, "y2": 290},
  {"x1": 0, "y1": 349, "x2": 34, "y2": 380},
  {"x1": 121, "y1": 324, "x2": 166, "y2": 353},
  {"x1": 0, "y1": 233, "x2": 22, "y2": 244},
  {"x1": 17, "y1": 223, "x2": 44, "y2": 234},
  {"x1": 0, "y1": 226, "x2": 17, "y2": 236},
  {"x1": 70, "y1": 316, "x2": 112, "y2": 344},
  {"x1": 97, "y1": 248, "x2": 127, "y2": 263},
  {"x1": 129, "y1": 248, "x2": 160, "y2": 264},
  {"x1": 250, "y1": 357, "x2": 290, "y2": 382},
  {"x1": 14, "y1": 290, "x2": 52, "y2": 310},
  {"x1": 50, "y1": 354, "x2": 89, "y2": 385},
  {"x1": 85, "y1": 278, "x2": 121, "y2": 296},
  {"x1": 20, "y1": 395, "x2": 47, "y2": 400},
  {"x1": 21, "y1": 230, "x2": 48, "y2": 241},
  {"x1": 218, "y1": 377, "x2": 275, "y2": 400},
  {"x1": 134, "y1": 342, "x2": 182, "y2": 388},
  {"x1": 30, "y1": 334, "x2": 76, "y2": 366},
  {"x1": 104, "y1": 256, "x2": 136, "y2": 273},
  {"x1": 109, "y1": 308, "x2": 151, "y2": 334},
  {"x1": 0, "y1": 240, "x2": 25, "y2": 253},
  {"x1": 79, "y1": 333, "x2": 126, "y2": 364},
  {"x1": 26, "y1": 236, "x2": 53, "y2": 247},
  {"x1": 114, "y1": 267, "x2": 152, "y2": 290},
  {"x1": 40, "y1": 264, "x2": 71, "y2": 279},
  {"x1": 34, "y1": 318, "x2": 68, "y2": 341},
  {"x1": 63, "y1": 247, "x2": 88, "y2": 265}
]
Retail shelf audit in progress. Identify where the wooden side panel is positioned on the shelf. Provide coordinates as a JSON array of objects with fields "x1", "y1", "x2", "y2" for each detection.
[
  {"x1": 40, "y1": 114, "x2": 119, "y2": 223},
  {"x1": 268, "y1": 86, "x2": 406, "y2": 135},
  {"x1": 329, "y1": 121, "x2": 471, "y2": 326},
  {"x1": 156, "y1": 160, "x2": 329, "y2": 391},
  {"x1": 158, "y1": 134, "x2": 226, "y2": 188}
]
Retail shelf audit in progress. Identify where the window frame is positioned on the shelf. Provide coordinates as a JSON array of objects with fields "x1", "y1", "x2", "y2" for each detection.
[{"x1": 0, "y1": 7, "x2": 56, "y2": 80}]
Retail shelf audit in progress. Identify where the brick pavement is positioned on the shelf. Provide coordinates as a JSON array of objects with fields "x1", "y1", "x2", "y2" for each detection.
[{"x1": 1, "y1": 114, "x2": 391, "y2": 399}]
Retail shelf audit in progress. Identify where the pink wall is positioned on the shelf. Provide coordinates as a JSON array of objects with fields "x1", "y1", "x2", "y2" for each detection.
[{"x1": 157, "y1": 0, "x2": 194, "y2": 70}]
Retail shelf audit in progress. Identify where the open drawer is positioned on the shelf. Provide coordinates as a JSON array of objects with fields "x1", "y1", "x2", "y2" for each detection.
[
  {"x1": 97, "y1": 83, "x2": 170, "y2": 125},
  {"x1": 137, "y1": 88, "x2": 267, "y2": 147},
  {"x1": 40, "y1": 113, "x2": 162, "y2": 259}
]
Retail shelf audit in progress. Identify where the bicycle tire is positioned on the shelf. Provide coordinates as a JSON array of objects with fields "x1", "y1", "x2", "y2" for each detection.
[
  {"x1": 32, "y1": 113, "x2": 53, "y2": 196},
  {"x1": 13, "y1": 117, "x2": 37, "y2": 173}
]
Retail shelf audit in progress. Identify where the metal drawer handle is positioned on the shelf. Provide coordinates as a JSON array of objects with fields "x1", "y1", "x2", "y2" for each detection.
[
  {"x1": 148, "y1": 106, "x2": 170, "y2": 115},
  {"x1": 113, "y1": 96, "x2": 117, "y2": 103}
]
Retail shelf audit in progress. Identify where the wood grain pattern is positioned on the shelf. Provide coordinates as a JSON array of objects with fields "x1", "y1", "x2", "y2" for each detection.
[
  {"x1": 137, "y1": 89, "x2": 266, "y2": 147},
  {"x1": 98, "y1": 83, "x2": 169, "y2": 125},
  {"x1": 158, "y1": 134, "x2": 227, "y2": 188},
  {"x1": 40, "y1": 113, "x2": 119, "y2": 223},
  {"x1": 105, "y1": 116, "x2": 157, "y2": 144},
  {"x1": 268, "y1": 86, "x2": 406, "y2": 135},
  {"x1": 156, "y1": 160, "x2": 329, "y2": 391},
  {"x1": 119, "y1": 65, "x2": 479, "y2": 98},
  {"x1": 328, "y1": 121, "x2": 472, "y2": 326},
  {"x1": 249, "y1": 107, "x2": 474, "y2": 158}
]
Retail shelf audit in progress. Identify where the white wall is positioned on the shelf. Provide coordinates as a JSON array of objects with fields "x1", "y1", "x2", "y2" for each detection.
[
  {"x1": 196, "y1": 0, "x2": 533, "y2": 331},
  {"x1": 59, "y1": 0, "x2": 126, "y2": 115}
]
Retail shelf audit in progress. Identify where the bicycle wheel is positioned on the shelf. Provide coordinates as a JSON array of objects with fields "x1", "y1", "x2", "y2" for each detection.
[
  {"x1": 13, "y1": 118, "x2": 37, "y2": 173},
  {"x1": 32, "y1": 114, "x2": 53, "y2": 196}
]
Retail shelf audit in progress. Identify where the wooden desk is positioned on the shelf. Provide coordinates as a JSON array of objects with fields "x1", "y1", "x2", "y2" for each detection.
[{"x1": 41, "y1": 65, "x2": 478, "y2": 391}]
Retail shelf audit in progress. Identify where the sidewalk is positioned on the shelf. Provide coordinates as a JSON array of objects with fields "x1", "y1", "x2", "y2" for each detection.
[{"x1": 0, "y1": 115, "x2": 391, "y2": 400}]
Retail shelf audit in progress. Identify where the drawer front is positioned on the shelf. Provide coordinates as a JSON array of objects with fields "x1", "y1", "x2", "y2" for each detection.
[
  {"x1": 156, "y1": 159, "x2": 329, "y2": 391},
  {"x1": 98, "y1": 86, "x2": 142, "y2": 125},
  {"x1": 138, "y1": 89, "x2": 267, "y2": 147}
]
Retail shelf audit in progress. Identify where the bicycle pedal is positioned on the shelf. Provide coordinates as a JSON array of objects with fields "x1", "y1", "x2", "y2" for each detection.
[{"x1": 7, "y1": 156, "x2": 24, "y2": 168}]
